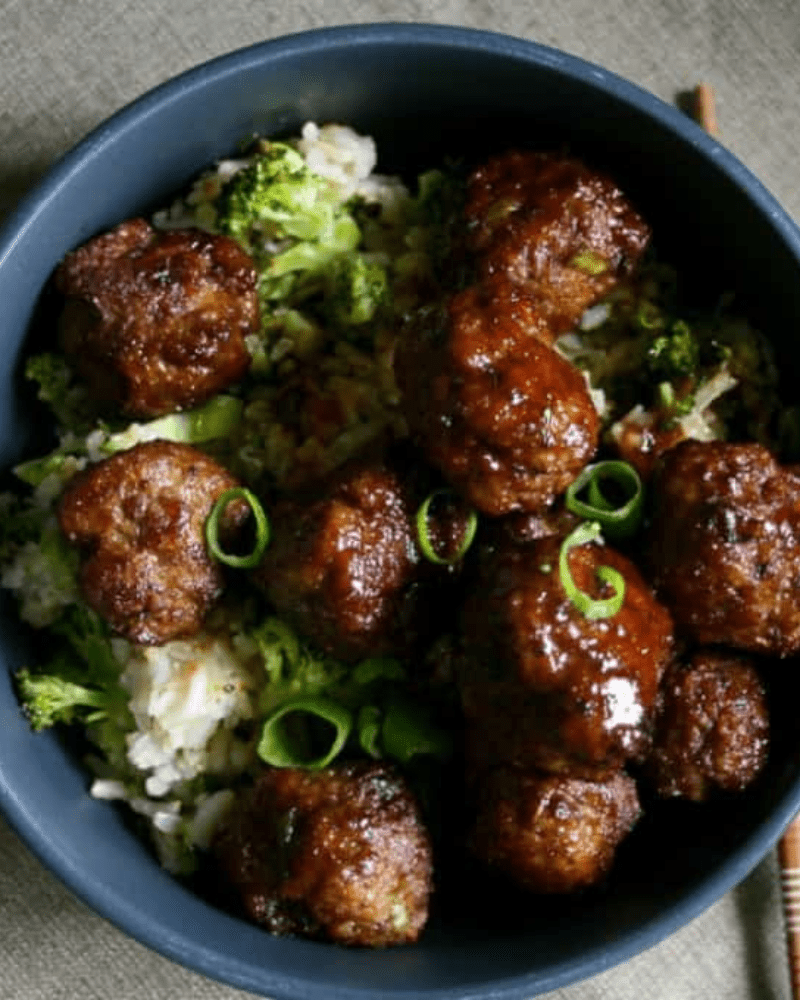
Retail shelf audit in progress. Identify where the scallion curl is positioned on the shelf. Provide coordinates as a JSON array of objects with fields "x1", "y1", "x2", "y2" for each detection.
[
  {"x1": 558, "y1": 521, "x2": 626, "y2": 620},
  {"x1": 415, "y1": 489, "x2": 478, "y2": 565},
  {"x1": 357, "y1": 704, "x2": 383, "y2": 758},
  {"x1": 564, "y1": 461, "x2": 644, "y2": 540},
  {"x1": 205, "y1": 486, "x2": 270, "y2": 569},
  {"x1": 257, "y1": 697, "x2": 352, "y2": 769}
]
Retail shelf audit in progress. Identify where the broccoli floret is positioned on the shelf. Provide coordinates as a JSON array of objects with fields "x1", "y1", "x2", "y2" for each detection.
[
  {"x1": 16, "y1": 667, "x2": 108, "y2": 731},
  {"x1": 25, "y1": 352, "x2": 93, "y2": 433},
  {"x1": 646, "y1": 320, "x2": 701, "y2": 380},
  {"x1": 216, "y1": 142, "x2": 358, "y2": 254},
  {"x1": 324, "y1": 253, "x2": 389, "y2": 329},
  {"x1": 216, "y1": 143, "x2": 364, "y2": 318},
  {"x1": 15, "y1": 605, "x2": 132, "y2": 737},
  {"x1": 415, "y1": 166, "x2": 467, "y2": 283}
]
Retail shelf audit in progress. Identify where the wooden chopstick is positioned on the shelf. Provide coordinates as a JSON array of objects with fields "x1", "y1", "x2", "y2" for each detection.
[
  {"x1": 692, "y1": 82, "x2": 719, "y2": 136},
  {"x1": 780, "y1": 824, "x2": 800, "y2": 1000}
]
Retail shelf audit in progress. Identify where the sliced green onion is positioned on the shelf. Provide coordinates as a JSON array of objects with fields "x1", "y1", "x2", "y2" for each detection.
[
  {"x1": 14, "y1": 452, "x2": 71, "y2": 487},
  {"x1": 558, "y1": 521, "x2": 626, "y2": 620},
  {"x1": 381, "y1": 696, "x2": 452, "y2": 763},
  {"x1": 357, "y1": 704, "x2": 383, "y2": 758},
  {"x1": 565, "y1": 461, "x2": 644, "y2": 540},
  {"x1": 635, "y1": 301, "x2": 664, "y2": 330},
  {"x1": 205, "y1": 486, "x2": 270, "y2": 569},
  {"x1": 657, "y1": 381, "x2": 676, "y2": 409},
  {"x1": 103, "y1": 394, "x2": 243, "y2": 454},
  {"x1": 257, "y1": 696, "x2": 352, "y2": 769},
  {"x1": 415, "y1": 489, "x2": 478, "y2": 565},
  {"x1": 569, "y1": 248, "x2": 609, "y2": 276}
]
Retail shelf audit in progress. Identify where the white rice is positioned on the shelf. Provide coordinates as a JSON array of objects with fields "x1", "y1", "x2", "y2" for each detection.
[{"x1": 119, "y1": 631, "x2": 262, "y2": 798}]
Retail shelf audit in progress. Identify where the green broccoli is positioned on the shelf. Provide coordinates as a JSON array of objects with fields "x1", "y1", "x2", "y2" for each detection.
[
  {"x1": 25, "y1": 352, "x2": 93, "y2": 433},
  {"x1": 15, "y1": 605, "x2": 132, "y2": 737},
  {"x1": 216, "y1": 143, "x2": 359, "y2": 257},
  {"x1": 414, "y1": 166, "x2": 467, "y2": 284},
  {"x1": 16, "y1": 667, "x2": 109, "y2": 731},
  {"x1": 646, "y1": 320, "x2": 701, "y2": 380},
  {"x1": 324, "y1": 253, "x2": 389, "y2": 329}
]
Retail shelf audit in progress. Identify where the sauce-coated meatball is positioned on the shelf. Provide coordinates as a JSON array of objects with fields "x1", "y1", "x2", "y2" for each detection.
[
  {"x1": 648, "y1": 440, "x2": 800, "y2": 655},
  {"x1": 58, "y1": 440, "x2": 247, "y2": 645},
  {"x1": 212, "y1": 762, "x2": 433, "y2": 946},
  {"x1": 645, "y1": 650, "x2": 770, "y2": 801},
  {"x1": 55, "y1": 218, "x2": 258, "y2": 417},
  {"x1": 465, "y1": 150, "x2": 651, "y2": 332},
  {"x1": 459, "y1": 533, "x2": 674, "y2": 777},
  {"x1": 395, "y1": 277, "x2": 600, "y2": 516},
  {"x1": 468, "y1": 767, "x2": 641, "y2": 894},
  {"x1": 252, "y1": 449, "x2": 468, "y2": 661}
]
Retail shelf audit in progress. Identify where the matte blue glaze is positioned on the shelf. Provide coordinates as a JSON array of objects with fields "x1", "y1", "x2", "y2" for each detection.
[{"x1": 1, "y1": 22, "x2": 800, "y2": 1000}]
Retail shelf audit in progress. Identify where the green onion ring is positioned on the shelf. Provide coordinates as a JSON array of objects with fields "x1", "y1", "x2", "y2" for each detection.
[
  {"x1": 205, "y1": 486, "x2": 270, "y2": 569},
  {"x1": 257, "y1": 696, "x2": 352, "y2": 769},
  {"x1": 558, "y1": 521, "x2": 626, "y2": 620},
  {"x1": 565, "y1": 461, "x2": 644, "y2": 540},
  {"x1": 415, "y1": 489, "x2": 478, "y2": 565}
]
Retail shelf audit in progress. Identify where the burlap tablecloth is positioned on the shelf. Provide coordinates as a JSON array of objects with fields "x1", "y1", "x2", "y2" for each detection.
[{"x1": 1, "y1": 2, "x2": 798, "y2": 998}]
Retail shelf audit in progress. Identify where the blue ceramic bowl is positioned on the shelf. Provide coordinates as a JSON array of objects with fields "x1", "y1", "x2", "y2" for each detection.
[{"x1": 2, "y1": 22, "x2": 800, "y2": 1000}]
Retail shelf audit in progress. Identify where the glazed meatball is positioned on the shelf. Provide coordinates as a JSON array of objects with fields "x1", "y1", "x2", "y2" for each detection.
[
  {"x1": 58, "y1": 440, "x2": 247, "y2": 645},
  {"x1": 465, "y1": 150, "x2": 651, "y2": 332},
  {"x1": 648, "y1": 440, "x2": 800, "y2": 655},
  {"x1": 212, "y1": 762, "x2": 433, "y2": 946},
  {"x1": 468, "y1": 767, "x2": 641, "y2": 894},
  {"x1": 459, "y1": 533, "x2": 674, "y2": 777},
  {"x1": 645, "y1": 650, "x2": 770, "y2": 801},
  {"x1": 252, "y1": 448, "x2": 469, "y2": 661},
  {"x1": 54, "y1": 218, "x2": 258, "y2": 417},
  {"x1": 395, "y1": 277, "x2": 600, "y2": 516}
]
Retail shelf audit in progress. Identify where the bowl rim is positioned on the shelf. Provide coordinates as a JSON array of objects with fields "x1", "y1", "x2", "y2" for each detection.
[{"x1": 2, "y1": 20, "x2": 800, "y2": 1000}]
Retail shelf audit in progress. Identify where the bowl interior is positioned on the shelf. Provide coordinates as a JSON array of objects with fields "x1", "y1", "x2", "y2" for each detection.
[{"x1": 1, "y1": 23, "x2": 800, "y2": 1000}]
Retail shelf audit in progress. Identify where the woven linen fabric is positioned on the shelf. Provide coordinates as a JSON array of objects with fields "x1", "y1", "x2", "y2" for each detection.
[{"x1": 0, "y1": 2, "x2": 798, "y2": 999}]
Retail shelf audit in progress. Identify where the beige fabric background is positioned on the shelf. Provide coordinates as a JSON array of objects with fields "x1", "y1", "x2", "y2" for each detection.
[{"x1": 0, "y1": 1, "x2": 798, "y2": 998}]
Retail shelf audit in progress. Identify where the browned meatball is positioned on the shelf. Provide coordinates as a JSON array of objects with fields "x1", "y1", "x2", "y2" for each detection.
[
  {"x1": 57, "y1": 440, "x2": 247, "y2": 645},
  {"x1": 252, "y1": 448, "x2": 468, "y2": 662},
  {"x1": 465, "y1": 150, "x2": 651, "y2": 333},
  {"x1": 468, "y1": 767, "x2": 641, "y2": 894},
  {"x1": 211, "y1": 762, "x2": 433, "y2": 946},
  {"x1": 459, "y1": 533, "x2": 674, "y2": 777},
  {"x1": 395, "y1": 277, "x2": 600, "y2": 516},
  {"x1": 648, "y1": 440, "x2": 800, "y2": 655},
  {"x1": 645, "y1": 650, "x2": 770, "y2": 801},
  {"x1": 54, "y1": 218, "x2": 258, "y2": 417}
]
